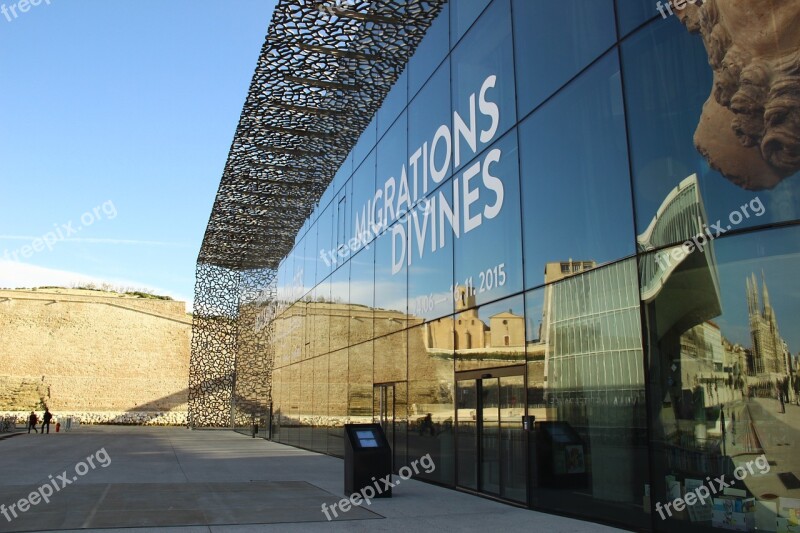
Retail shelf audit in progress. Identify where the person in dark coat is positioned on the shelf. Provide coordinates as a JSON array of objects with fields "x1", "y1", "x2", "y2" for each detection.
[
  {"x1": 28, "y1": 411, "x2": 38, "y2": 434},
  {"x1": 41, "y1": 409, "x2": 53, "y2": 434}
]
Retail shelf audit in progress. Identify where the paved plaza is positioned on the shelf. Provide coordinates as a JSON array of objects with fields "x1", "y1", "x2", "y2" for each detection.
[{"x1": 0, "y1": 426, "x2": 623, "y2": 532}]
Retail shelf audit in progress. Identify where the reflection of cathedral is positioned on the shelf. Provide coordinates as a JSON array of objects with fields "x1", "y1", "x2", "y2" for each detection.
[{"x1": 746, "y1": 272, "x2": 791, "y2": 376}]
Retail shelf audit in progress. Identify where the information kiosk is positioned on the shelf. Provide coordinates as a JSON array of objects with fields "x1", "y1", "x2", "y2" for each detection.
[{"x1": 344, "y1": 423, "x2": 392, "y2": 498}]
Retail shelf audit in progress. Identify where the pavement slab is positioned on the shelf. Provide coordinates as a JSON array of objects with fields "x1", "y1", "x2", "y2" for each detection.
[{"x1": 0, "y1": 426, "x2": 625, "y2": 532}]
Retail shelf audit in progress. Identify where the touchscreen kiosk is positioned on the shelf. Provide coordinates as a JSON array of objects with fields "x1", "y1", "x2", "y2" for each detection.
[
  {"x1": 344, "y1": 423, "x2": 392, "y2": 497},
  {"x1": 354, "y1": 429, "x2": 380, "y2": 448}
]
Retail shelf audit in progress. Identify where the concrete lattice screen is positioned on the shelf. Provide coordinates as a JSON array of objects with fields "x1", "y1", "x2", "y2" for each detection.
[
  {"x1": 189, "y1": 0, "x2": 445, "y2": 428},
  {"x1": 189, "y1": 264, "x2": 240, "y2": 428},
  {"x1": 231, "y1": 269, "x2": 274, "y2": 432},
  {"x1": 189, "y1": 265, "x2": 274, "y2": 429}
]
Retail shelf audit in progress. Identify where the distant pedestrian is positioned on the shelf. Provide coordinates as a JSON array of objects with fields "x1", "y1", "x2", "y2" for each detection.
[
  {"x1": 28, "y1": 411, "x2": 38, "y2": 434},
  {"x1": 41, "y1": 409, "x2": 52, "y2": 434},
  {"x1": 418, "y1": 413, "x2": 435, "y2": 436}
]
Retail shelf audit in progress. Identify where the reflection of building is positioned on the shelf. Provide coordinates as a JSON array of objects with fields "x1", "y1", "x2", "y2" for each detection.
[
  {"x1": 638, "y1": 175, "x2": 720, "y2": 309},
  {"x1": 536, "y1": 259, "x2": 645, "y2": 503},
  {"x1": 747, "y1": 272, "x2": 790, "y2": 376},
  {"x1": 722, "y1": 338, "x2": 749, "y2": 375},
  {"x1": 638, "y1": 174, "x2": 724, "y2": 456},
  {"x1": 489, "y1": 312, "x2": 525, "y2": 347},
  {"x1": 540, "y1": 259, "x2": 644, "y2": 401},
  {"x1": 638, "y1": 175, "x2": 720, "y2": 383},
  {"x1": 676, "y1": 321, "x2": 730, "y2": 409},
  {"x1": 452, "y1": 287, "x2": 486, "y2": 350},
  {"x1": 427, "y1": 285, "x2": 525, "y2": 354},
  {"x1": 544, "y1": 259, "x2": 596, "y2": 284},
  {"x1": 679, "y1": 321, "x2": 723, "y2": 372},
  {"x1": 539, "y1": 259, "x2": 597, "y2": 394}
]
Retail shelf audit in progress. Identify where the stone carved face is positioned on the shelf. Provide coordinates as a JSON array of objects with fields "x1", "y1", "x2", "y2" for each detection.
[{"x1": 678, "y1": 0, "x2": 800, "y2": 190}]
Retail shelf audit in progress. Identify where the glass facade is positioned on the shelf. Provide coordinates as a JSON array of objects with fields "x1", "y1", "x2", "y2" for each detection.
[{"x1": 265, "y1": 1, "x2": 800, "y2": 531}]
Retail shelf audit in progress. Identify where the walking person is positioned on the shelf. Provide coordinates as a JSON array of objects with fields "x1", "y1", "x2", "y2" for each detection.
[
  {"x1": 28, "y1": 411, "x2": 38, "y2": 434},
  {"x1": 418, "y1": 413, "x2": 436, "y2": 436},
  {"x1": 41, "y1": 409, "x2": 52, "y2": 434}
]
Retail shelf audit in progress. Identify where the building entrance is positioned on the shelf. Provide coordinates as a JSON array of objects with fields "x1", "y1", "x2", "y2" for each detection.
[
  {"x1": 373, "y1": 382, "x2": 406, "y2": 471},
  {"x1": 455, "y1": 366, "x2": 526, "y2": 502}
]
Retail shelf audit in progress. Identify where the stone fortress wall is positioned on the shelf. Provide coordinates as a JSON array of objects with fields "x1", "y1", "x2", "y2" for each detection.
[{"x1": 0, "y1": 288, "x2": 191, "y2": 426}]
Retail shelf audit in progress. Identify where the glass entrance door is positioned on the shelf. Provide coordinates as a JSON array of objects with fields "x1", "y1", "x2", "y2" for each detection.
[
  {"x1": 499, "y1": 374, "x2": 526, "y2": 501},
  {"x1": 456, "y1": 379, "x2": 478, "y2": 491},
  {"x1": 374, "y1": 383, "x2": 396, "y2": 470},
  {"x1": 456, "y1": 367, "x2": 526, "y2": 502}
]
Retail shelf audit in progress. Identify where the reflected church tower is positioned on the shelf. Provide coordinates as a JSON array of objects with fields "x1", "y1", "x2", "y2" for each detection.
[
  {"x1": 747, "y1": 272, "x2": 790, "y2": 376},
  {"x1": 453, "y1": 284, "x2": 481, "y2": 350},
  {"x1": 455, "y1": 284, "x2": 476, "y2": 312}
]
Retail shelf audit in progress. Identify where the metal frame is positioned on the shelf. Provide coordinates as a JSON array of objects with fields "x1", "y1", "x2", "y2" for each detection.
[{"x1": 454, "y1": 365, "x2": 527, "y2": 501}]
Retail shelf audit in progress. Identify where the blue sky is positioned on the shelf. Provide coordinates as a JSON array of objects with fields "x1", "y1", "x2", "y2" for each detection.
[{"x1": 0, "y1": 0, "x2": 277, "y2": 308}]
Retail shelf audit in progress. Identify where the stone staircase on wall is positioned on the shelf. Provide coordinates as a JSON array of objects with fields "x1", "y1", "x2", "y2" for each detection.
[{"x1": 0, "y1": 376, "x2": 48, "y2": 411}]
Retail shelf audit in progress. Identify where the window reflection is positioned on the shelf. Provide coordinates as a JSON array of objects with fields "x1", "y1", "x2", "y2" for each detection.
[
  {"x1": 329, "y1": 263, "x2": 349, "y2": 353},
  {"x1": 513, "y1": 0, "x2": 616, "y2": 117},
  {"x1": 643, "y1": 225, "x2": 800, "y2": 532},
  {"x1": 615, "y1": 0, "x2": 657, "y2": 37},
  {"x1": 408, "y1": 179, "x2": 454, "y2": 323},
  {"x1": 450, "y1": 0, "x2": 490, "y2": 47},
  {"x1": 375, "y1": 330, "x2": 407, "y2": 385},
  {"x1": 376, "y1": 110, "x2": 408, "y2": 233},
  {"x1": 349, "y1": 246, "x2": 374, "y2": 344},
  {"x1": 299, "y1": 361, "x2": 313, "y2": 449},
  {"x1": 330, "y1": 154, "x2": 352, "y2": 207},
  {"x1": 328, "y1": 348, "x2": 348, "y2": 457},
  {"x1": 312, "y1": 354, "x2": 329, "y2": 454},
  {"x1": 408, "y1": 2, "x2": 449, "y2": 98},
  {"x1": 277, "y1": 302, "x2": 304, "y2": 367},
  {"x1": 378, "y1": 70, "x2": 407, "y2": 139},
  {"x1": 520, "y1": 50, "x2": 634, "y2": 291},
  {"x1": 527, "y1": 258, "x2": 648, "y2": 527},
  {"x1": 312, "y1": 278, "x2": 330, "y2": 358},
  {"x1": 352, "y1": 116, "x2": 376, "y2": 170},
  {"x1": 350, "y1": 150, "x2": 376, "y2": 249},
  {"x1": 316, "y1": 203, "x2": 333, "y2": 285},
  {"x1": 333, "y1": 179, "x2": 351, "y2": 272},
  {"x1": 622, "y1": 21, "x2": 800, "y2": 246},
  {"x1": 453, "y1": 130, "x2": 523, "y2": 307},
  {"x1": 408, "y1": 58, "x2": 452, "y2": 197},
  {"x1": 348, "y1": 341, "x2": 373, "y2": 421},
  {"x1": 452, "y1": 294, "x2": 525, "y2": 372},
  {"x1": 260, "y1": 1, "x2": 800, "y2": 531},
  {"x1": 300, "y1": 228, "x2": 316, "y2": 296},
  {"x1": 272, "y1": 367, "x2": 283, "y2": 442},
  {"x1": 451, "y1": 0, "x2": 515, "y2": 172},
  {"x1": 374, "y1": 226, "x2": 408, "y2": 334}
]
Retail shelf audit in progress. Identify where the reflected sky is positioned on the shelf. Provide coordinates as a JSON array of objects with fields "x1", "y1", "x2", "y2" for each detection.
[{"x1": 520, "y1": 50, "x2": 634, "y2": 289}]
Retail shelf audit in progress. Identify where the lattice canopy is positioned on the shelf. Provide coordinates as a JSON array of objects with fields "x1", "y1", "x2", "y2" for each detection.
[{"x1": 198, "y1": 0, "x2": 446, "y2": 271}]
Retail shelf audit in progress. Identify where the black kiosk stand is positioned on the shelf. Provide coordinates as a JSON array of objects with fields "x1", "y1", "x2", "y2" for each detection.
[{"x1": 344, "y1": 423, "x2": 392, "y2": 498}]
